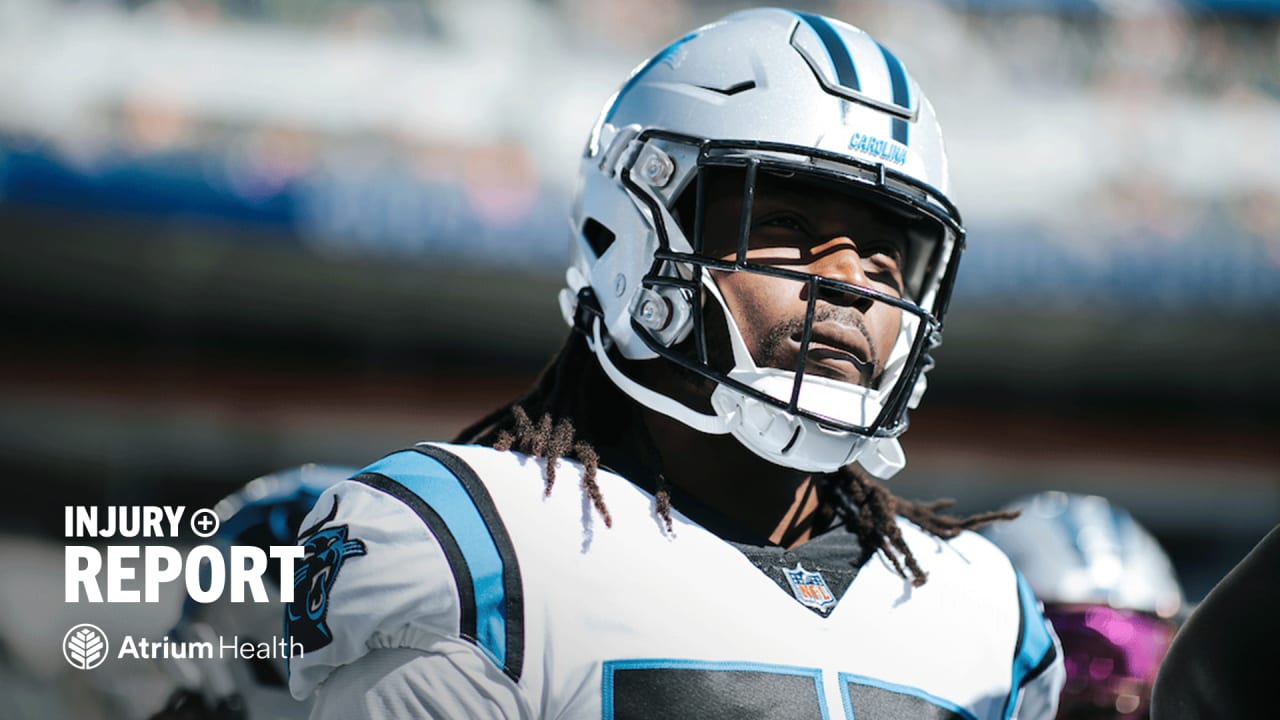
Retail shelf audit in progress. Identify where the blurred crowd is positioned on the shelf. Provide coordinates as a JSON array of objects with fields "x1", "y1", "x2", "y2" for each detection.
[{"x1": 1, "y1": 0, "x2": 1277, "y2": 300}]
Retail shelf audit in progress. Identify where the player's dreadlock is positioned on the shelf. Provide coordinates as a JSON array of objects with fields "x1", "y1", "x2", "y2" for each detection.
[
  {"x1": 453, "y1": 331, "x2": 627, "y2": 530},
  {"x1": 824, "y1": 466, "x2": 1018, "y2": 587},
  {"x1": 453, "y1": 332, "x2": 1016, "y2": 587}
]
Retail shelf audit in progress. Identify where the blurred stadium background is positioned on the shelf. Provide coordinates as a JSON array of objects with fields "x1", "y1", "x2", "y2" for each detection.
[{"x1": 0, "y1": 0, "x2": 1277, "y2": 715}]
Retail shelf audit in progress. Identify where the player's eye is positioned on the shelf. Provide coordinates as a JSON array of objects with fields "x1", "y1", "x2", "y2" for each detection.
[
  {"x1": 754, "y1": 212, "x2": 812, "y2": 235},
  {"x1": 859, "y1": 244, "x2": 905, "y2": 295},
  {"x1": 863, "y1": 244, "x2": 903, "y2": 271}
]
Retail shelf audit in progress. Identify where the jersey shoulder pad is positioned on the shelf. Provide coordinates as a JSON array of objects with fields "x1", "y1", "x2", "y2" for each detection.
[
  {"x1": 894, "y1": 519, "x2": 1064, "y2": 716},
  {"x1": 948, "y1": 528, "x2": 1064, "y2": 717},
  {"x1": 286, "y1": 443, "x2": 525, "y2": 700}
]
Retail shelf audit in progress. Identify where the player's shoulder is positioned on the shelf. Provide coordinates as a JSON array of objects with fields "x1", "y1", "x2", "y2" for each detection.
[
  {"x1": 320, "y1": 441, "x2": 606, "y2": 532},
  {"x1": 286, "y1": 441, "x2": 634, "y2": 701},
  {"x1": 894, "y1": 516, "x2": 1020, "y2": 586},
  {"x1": 894, "y1": 517, "x2": 1064, "y2": 716},
  {"x1": 286, "y1": 442, "x2": 541, "y2": 700},
  {"x1": 350, "y1": 441, "x2": 541, "y2": 495},
  {"x1": 890, "y1": 517, "x2": 1043, "y2": 627},
  {"x1": 355, "y1": 441, "x2": 636, "y2": 498}
]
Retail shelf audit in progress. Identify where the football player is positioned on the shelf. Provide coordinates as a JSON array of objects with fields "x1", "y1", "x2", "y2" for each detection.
[
  {"x1": 147, "y1": 464, "x2": 353, "y2": 720},
  {"x1": 982, "y1": 492, "x2": 1184, "y2": 719},
  {"x1": 287, "y1": 9, "x2": 1065, "y2": 719}
]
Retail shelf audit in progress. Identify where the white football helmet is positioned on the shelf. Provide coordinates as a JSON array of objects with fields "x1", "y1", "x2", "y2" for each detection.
[
  {"x1": 982, "y1": 492, "x2": 1184, "y2": 717},
  {"x1": 560, "y1": 8, "x2": 963, "y2": 477},
  {"x1": 982, "y1": 491, "x2": 1184, "y2": 618}
]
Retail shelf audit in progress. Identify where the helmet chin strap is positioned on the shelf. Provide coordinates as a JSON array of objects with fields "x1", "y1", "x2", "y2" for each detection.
[
  {"x1": 589, "y1": 318, "x2": 730, "y2": 436},
  {"x1": 860, "y1": 436, "x2": 906, "y2": 479}
]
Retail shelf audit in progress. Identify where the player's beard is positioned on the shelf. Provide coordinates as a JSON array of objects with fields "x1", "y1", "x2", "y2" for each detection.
[{"x1": 754, "y1": 305, "x2": 883, "y2": 388}]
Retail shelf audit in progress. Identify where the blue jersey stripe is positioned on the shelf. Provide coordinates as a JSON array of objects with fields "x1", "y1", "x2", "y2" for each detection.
[
  {"x1": 414, "y1": 444, "x2": 525, "y2": 680},
  {"x1": 1005, "y1": 571, "x2": 1057, "y2": 719},
  {"x1": 876, "y1": 42, "x2": 911, "y2": 145},
  {"x1": 605, "y1": 658, "x2": 828, "y2": 675},
  {"x1": 796, "y1": 13, "x2": 861, "y2": 92},
  {"x1": 360, "y1": 449, "x2": 512, "y2": 673}
]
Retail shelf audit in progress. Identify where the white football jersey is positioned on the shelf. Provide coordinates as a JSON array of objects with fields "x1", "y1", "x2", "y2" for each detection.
[{"x1": 287, "y1": 442, "x2": 1063, "y2": 719}]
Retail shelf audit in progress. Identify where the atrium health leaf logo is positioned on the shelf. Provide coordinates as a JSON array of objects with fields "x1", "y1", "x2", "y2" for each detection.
[{"x1": 63, "y1": 623, "x2": 109, "y2": 670}]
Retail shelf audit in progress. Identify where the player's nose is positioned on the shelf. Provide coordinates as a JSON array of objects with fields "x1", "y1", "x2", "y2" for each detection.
[{"x1": 809, "y1": 237, "x2": 873, "y2": 311}]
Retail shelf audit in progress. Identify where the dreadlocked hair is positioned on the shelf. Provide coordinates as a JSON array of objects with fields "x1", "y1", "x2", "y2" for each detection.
[
  {"x1": 455, "y1": 332, "x2": 1017, "y2": 586},
  {"x1": 826, "y1": 464, "x2": 1020, "y2": 587},
  {"x1": 453, "y1": 332, "x2": 629, "y2": 529},
  {"x1": 490, "y1": 406, "x2": 612, "y2": 528}
]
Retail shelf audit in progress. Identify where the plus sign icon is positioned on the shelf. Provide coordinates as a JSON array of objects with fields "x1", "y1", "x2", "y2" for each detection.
[{"x1": 189, "y1": 508, "x2": 220, "y2": 538}]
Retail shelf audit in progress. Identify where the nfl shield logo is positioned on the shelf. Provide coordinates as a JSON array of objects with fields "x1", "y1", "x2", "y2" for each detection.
[{"x1": 784, "y1": 563, "x2": 837, "y2": 614}]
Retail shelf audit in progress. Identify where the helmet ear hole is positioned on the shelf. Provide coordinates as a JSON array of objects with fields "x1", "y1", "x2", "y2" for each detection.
[{"x1": 582, "y1": 217, "x2": 617, "y2": 258}]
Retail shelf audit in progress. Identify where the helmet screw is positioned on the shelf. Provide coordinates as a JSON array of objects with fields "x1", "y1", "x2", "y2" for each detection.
[
  {"x1": 641, "y1": 152, "x2": 674, "y2": 186},
  {"x1": 634, "y1": 289, "x2": 673, "y2": 330}
]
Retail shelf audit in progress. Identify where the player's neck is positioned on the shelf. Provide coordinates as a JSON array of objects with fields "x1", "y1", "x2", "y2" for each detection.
[{"x1": 639, "y1": 408, "x2": 833, "y2": 549}]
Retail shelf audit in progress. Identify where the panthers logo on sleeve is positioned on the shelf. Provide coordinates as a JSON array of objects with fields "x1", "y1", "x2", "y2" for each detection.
[{"x1": 286, "y1": 496, "x2": 367, "y2": 652}]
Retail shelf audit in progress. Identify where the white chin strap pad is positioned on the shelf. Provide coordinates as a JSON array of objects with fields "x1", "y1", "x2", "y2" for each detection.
[
  {"x1": 859, "y1": 437, "x2": 906, "y2": 479},
  {"x1": 708, "y1": 374, "x2": 906, "y2": 477}
]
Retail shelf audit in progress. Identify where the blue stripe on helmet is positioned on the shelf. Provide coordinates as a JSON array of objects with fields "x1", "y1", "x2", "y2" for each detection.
[
  {"x1": 796, "y1": 13, "x2": 861, "y2": 92},
  {"x1": 604, "y1": 32, "x2": 698, "y2": 124},
  {"x1": 876, "y1": 42, "x2": 911, "y2": 145}
]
